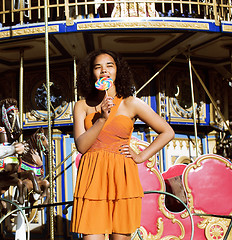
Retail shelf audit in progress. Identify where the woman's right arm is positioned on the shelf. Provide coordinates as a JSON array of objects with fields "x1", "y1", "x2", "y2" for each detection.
[
  {"x1": 73, "y1": 97, "x2": 114, "y2": 154},
  {"x1": 0, "y1": 143, "x2": 24, "y2": 158}
]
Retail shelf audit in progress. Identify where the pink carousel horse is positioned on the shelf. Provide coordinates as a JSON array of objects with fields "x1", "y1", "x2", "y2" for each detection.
[
  {"x1": 19, "y1": 127, "x2": 50, "y2": 205},
  {"x1": 0, "y1": 98, "x2": 40, "y2": 211}
]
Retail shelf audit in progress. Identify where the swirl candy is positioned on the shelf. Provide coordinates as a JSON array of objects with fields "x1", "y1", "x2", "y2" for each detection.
[{"x1": 95, "y1": 77, "x2": 113, "y2": 91}]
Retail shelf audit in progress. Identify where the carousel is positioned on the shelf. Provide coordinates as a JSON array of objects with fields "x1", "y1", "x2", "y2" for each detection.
[{"x1": 0, "y1": 0, "x2": 232, "y2": 239}]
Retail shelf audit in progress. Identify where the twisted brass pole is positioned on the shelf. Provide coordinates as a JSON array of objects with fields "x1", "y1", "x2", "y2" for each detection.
[
  {"x1": 74, "y1": 56, "x2": 78, "y2": 102},
  {"x1": 44, "y1": 0, "x2": 54, "y2": 239},
  {"x1": 19, "y1": 48, "x2": 24, "y2": 143}
]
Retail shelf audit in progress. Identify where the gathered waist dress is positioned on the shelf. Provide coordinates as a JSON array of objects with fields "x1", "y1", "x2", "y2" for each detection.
[{"x1": 70, "y1": 97, "x2": 144, "y2": 234}]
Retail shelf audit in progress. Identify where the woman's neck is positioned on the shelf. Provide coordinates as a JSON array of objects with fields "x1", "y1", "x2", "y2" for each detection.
[{"x1": 107, "y1": 85, "x2": 116, "y2": 98}]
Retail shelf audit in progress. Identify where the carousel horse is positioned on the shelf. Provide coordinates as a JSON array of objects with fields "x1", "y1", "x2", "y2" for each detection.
[
  {"x1": 19, "y1": 127, "x2": 50, "y2": 205},
  {"x1": 0, "y1": 98, "x2": 40, "y2": 211}
]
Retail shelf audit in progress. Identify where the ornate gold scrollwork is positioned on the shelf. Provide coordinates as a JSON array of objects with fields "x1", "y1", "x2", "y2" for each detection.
[
  {"x1": 130, "y1": 137, "x2": 157, "y2": 169},
  {"x1": 137, "y1": 222, "x2": 185, "y2": 240},
  {"x1": 77, "y1": 22, "x2": 209, "y2": 31},
  {"x1": 196, "y1": 209, "x2": 232, "y2": 240},
  {"x1": 182, "y1": 155, "x2": 232, "y2": 239},
  {"x1": 130, "y1": 137, "x2": 186, "y2": 239},
  {"x1": 183, "y1": 155, "x2": 232, "y2": 218},
  {"x1": 0, "y1": 26, "x2": 59, "y2": 39}
]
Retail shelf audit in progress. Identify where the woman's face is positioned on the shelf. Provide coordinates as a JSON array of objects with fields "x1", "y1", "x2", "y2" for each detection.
[{"x1": 93, "y1": 54, "x2": 117, "y2": 83}]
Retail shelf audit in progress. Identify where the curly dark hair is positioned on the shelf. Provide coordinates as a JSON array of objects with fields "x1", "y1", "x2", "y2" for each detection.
[{"x1": 76, "y1": 49, "x2": 135, "y2": 99}]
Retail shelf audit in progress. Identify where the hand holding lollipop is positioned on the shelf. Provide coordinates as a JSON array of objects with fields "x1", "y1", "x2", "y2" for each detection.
[{"x1": 95, "y1": 77, "x2": 113, "y2": 96}]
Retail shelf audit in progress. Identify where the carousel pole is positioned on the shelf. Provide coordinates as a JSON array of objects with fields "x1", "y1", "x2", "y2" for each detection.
[
  {"x1": 191, "y1": 64, "x2": 232, "y2": 135},
  {"x1": 74, "y1": 56, "x2": 78, "y2": 102},
  {"x1": 134, "y1": 55, "x2": 177, "y2": 171},
  {"x1": 44, "y1": 1, "x2": 55, "y2": 239},
  {"x1": 19, "y1": 48, "x2": 24, "y2": 142},
  {"x1": 188, "y1": 56, "x2": 199, "y2": 157},
  {"x1": 136, "y1": 55, "x2": 177, "y2": 95},
  {"x1": 17, "y1": 49, "x2": 26, "y2": 240}
]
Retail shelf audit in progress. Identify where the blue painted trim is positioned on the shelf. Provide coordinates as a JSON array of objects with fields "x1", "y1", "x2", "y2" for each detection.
[
  {"x1": 72, "y1": 18, "x2": 222, "y2": 33},
  {"x1": 150, "y1": 95, "x2": 157, "y2": 112},
  {"x1": 221, "y1": 21, "x2": 232, "y2": 33},
  {"x1": 169, "y1": 121, "x2": 208, "y2": 126},
  {"x1": 207, "y1": 135, "x2": 217, "y2": 139},
  {"x1": 174, "y1": 133, "x2": 202, "y2": 139},
  {"x1": 0, "y1": 17, "x2": 229, "y2": 40},
  {"x1": 162, "y1": 147, "x2": 166, "y2": 171},
  {"x1": 205, "y1": 103, "x2": 210, "y2": 125},
  {"x1": 202, "y1": 136, "x2": 206, "y2": 154},
  {"x1": 23, "y1": 122, "x2": 73, "y2": 129},
  {"x1": 0, "y1": 22, "x2": 61, "y2": 40},
  {"x1": 60, "y1": 134, "x2": 65, "y2": 216}
]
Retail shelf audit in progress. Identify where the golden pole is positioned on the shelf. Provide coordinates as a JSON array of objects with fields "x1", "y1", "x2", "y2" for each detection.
[
  {"x1": 188, "y1": 57, "x2": 199, "y2": 157},
  {"x1": 44, "y1": 0, "x2": 54, "y2": 239},
  {"x1": 74, "y1": 56, "x2": 78, "y2": 102},
  {"x1": 135, "y1": 55, "x2": 177, "y2": 95},
  {"x1": 20, "y1": 0, "x2": 23, "y2": 25},
  {"x1": 191, "y1": 64, "x2": 232, "y2": 135},
  {"x1": 19, "y1": 49, "x2": 24, "y2": 143}
]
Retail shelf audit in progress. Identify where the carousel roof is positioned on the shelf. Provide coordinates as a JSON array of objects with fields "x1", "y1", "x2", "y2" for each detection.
[{"x1": 0, "y1": 18, "x2": 231, "y2": 78}]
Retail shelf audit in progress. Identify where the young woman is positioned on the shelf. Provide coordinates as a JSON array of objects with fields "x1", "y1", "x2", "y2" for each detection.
[{"x1": 71, "y1": 50, "x2": 175, "y2": 240}]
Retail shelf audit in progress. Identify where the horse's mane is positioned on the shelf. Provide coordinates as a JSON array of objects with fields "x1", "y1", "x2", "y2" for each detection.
[
  {"x1": 28, "y1": 128, "x2": 44, "y2": 149},
  {"x1": 0, "y1": 98, "x2": 18, "y2": 108},
  {"x1": 21, "y1": 128, "x2": 45, "y2": 165},
  {"x1": 27, "y1": 132, "x2": 38, "y2": 150},
  {"x1": 0, "y1": 98, "x2": 18, "y2": 123},
  {"x1": 23, "y1": 128, "x2": 45, "y2": 155}
]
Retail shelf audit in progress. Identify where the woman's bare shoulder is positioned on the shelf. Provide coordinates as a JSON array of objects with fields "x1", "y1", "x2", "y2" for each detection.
[
  {"x1": 121, "y1": 96, "x2": 147, "y2": 118},
  {"x1": 123, "y1": 96, "x2": 145, "y2": 108},
  {"x1": 74, "y1": 99, "x2": 88, "y2": 112}
]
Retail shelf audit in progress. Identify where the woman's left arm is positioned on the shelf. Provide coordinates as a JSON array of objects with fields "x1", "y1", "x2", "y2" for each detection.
[{"x1": 121, "y1": 97, "x2": 175, "y2": 164}]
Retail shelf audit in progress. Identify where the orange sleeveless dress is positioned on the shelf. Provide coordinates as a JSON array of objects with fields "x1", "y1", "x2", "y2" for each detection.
[{"x1": 70, "y1": 97, "x2": 144, "y2": 234}]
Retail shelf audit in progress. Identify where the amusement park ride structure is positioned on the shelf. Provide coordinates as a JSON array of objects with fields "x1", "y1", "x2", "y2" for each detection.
[{"x1": 0, "y1": 0, "x2": 232, "y2": 239}]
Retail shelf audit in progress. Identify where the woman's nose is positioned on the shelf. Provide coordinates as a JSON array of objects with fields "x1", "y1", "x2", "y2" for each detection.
[{"x1": 101, "y1": 68, "x2": 107, "y2": 73}]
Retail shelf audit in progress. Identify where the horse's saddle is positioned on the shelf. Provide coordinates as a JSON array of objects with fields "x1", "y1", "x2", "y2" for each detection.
[
  {"x1": 20, "y1": 161, "x2": 43, "y2": 176},
  {"x1": 0, "y1": 156, "x2": 18, "y2": 171}
]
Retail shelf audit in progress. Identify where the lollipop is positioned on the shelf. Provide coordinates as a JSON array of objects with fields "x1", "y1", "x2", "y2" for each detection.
[{"x1": 95, "y1": 77, "x2": 113, "y2": 95}]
